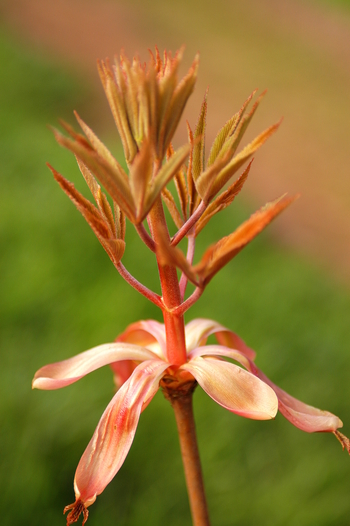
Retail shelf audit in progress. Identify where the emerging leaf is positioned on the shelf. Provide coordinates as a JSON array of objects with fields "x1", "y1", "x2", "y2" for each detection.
[
  {"x1": 156, "y1": 48, "x2": 183, "y2": 156},
  {"x1": 128, "y1": 137, "x2": 153, "y2": 221},
  {"x1": 161, "y1": 54, "x2": 199, "y2": 158},
  {"x1": 49, "y1": 165, "x2": 125, "y2": 266},
  {"x1": 186, "y1": 122, "x2": 199, "y2": 214},
  {"x1": 113, "y1": 202, "x2": 126, "y2": 241},
  {"x1": 97, "y1": 59, "x2": 138, "y2": 164},
  {"x1": 192, "y1": 90, "x2": 208, "y2": 183},
  {"x1": 144, "y1": 143, "x2": 191, "y2": 221},
  {"x1": 161, "y1": 187, "x2": 184, "y2": 229},
  {"x1": 74, "y1": 112, "x2": 121, "y2": 172},
  {"x1": 194, "y1": 194, "x2": 297, "y2": 285},
  {"x1": 195, "y1": 161, "x2": 253, "y2": 235},
  {"x1": 218, "y1": 90, "x2": 266, "y2": 161},
  {"x1": 192, "y1": 152, "x2": 230, "y2": 203},
  {"x1": 207, "y1": 90, "x2": 257, "y2": 166},
  {"x1": 174, "y1": 167, "x2": 189, "y2": 221},
  {"x1": 164, "y1": 143, "x2": 189, "y2": 224},
  {"x1": 52, "y1": 126, "x2": 136, "y2": 221},
  {"x1": 203, "y1": 120, "x2": 281, "y2": 202},
  {"x1": 76, "y1": 157, "x2": 117, "y2": 238}
]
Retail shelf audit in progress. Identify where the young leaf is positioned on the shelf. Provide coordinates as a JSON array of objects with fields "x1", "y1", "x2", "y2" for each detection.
[
  {"x1": 207, "y1": 90, "x2": 257, "y2": 166},
  {"x1": 186, "y1": 122, "x2": 197, "y2": 214},
  {"x1": 114, "y1": 202, "x2": 126, "y2": 241},
  {"x1": 161, "y1": 187, "x2": 184, "y2": 229},
  {"x1": 167, "y1": 143, "x2": 189, "y2": 221},
  {"x1": 161, "y1": 54, "x2": 199, "y2": 157},
  {"x1": 195, "y1": 161, "x2": 253, "y2": 235},
  {"x1": 119, "y1": 52, "x2": 143, "y2": 145},
  {"x1": 219, "y1": 90, "x2": 266, "y2": 161},
  {"x1": 193, "y1": 153, "x2": 230, "y2": 203},
  {"x1": 97, "y1": 59, "x2": 138, "y2": 163},
  {"x1": 128, "y1": 137, "x2": 153, "y2": 221},
  {"x1": 76, "y1": 157, "x2": 116, "y2": 237},
  {"x1": 205, "y1": 120, "x2": 281, "y2": 201},
  {"x1": 52, "y1": 127, "x2": 136, "y2": 222},
  {"x1": 157, "y1": 50, "x2": 183, "y2": 156},
  {"x1": 192, "y1": 90, "x2": 208, "y2": 182},
  {"x1": 194, "y1": 194, "x2": 297, "y2": 285},
  {"x1": 143, "y1": 143, "x2": 190, "y2": 220},
  {"x1": 49, "y1": 165, "x2": 125, "y2": 265}
]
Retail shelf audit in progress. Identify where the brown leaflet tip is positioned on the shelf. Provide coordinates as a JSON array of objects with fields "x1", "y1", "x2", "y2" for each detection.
[
  {"x1": 260, "y1": 192, "x2": 299, "y2": 217},
  {"x1": 49, "y1": 125, "x2": 60, "y2": 139},
  {"x1": 148, "y1": 47, "x2": 156, "y2": 64},
  {"x1": 64, "y1": 500, "x2": 89, "y2": 526},
  {"x1": 46, "y1": 163, "x2": 62, "y2": 180},
  {"x1": 193, "y1": 52, "x2": 200, "y2": 64},
  {"x1": 57, "y1": 119, "x2": 76, "y2": 136},
  {"x1": 265, "y1": 117, "x2": 283, "y2": 137},
  {"x1": 47, "y1": 163, "x2": 67, "y2": 184},
  {"x1": 52, "y1": 122, "x2": 93, "y2": 152},
  {"x1": 178, "y1": 44, "x2": 186, "y2": 55},
  {"x1": 166, "y1": 142, "x2": 175, "y2": 160},
  {"x1": 247, "y1": 88, "x2": 259, "y2": 102},
  {"x1": 51, "y1": 126, "x2": 70, "y2": 149},
  {"x1": 186, "y1": 120, "x2": 194, "y2": 142},
  {"x1": 250, "y1": 89, "x2": 267, "y2": 108},
  {"x1": 278, "y1": 192, "x2": 300, "y2": 207},
  {"x1": 333, "y1": 430, "x2": 350, "y2": 454}
]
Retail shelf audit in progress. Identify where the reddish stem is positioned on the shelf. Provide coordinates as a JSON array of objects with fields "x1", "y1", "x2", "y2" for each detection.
[
  {"x1": 166, "y1": 387, "x2": 211, "y2": 526},
  {"x1": 179, "y1": 235, "x2": 196, "y2": 300},
  {"x1": 171, "y1": 201, "x2": 206, "y2": 246},
  {"x1": 135, "y1": 223, "x2": 156, "y2": 252},
  {"x1": 116, "y1": 262, "x2": 162, "y2": 308},
  {"x1": 147, "y1": 197, "x2": 187, "y2": 365},
  {"x1": 172, "y1": 286, "x2": 204, "y2": 316}
]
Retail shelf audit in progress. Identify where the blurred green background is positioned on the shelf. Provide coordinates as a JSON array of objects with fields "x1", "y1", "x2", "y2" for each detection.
[{"x1": 1, "y1": 1, "x2": 350, "y2": 525}]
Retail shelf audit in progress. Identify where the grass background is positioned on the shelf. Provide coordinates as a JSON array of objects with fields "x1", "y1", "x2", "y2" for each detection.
[{"x1": 1, "y1": 5, "x2": 350, "y2": 525}]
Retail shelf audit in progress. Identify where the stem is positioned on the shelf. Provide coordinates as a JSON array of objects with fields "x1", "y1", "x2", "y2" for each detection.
[
  {"x1": 171, "y1": 201, "x2": 206, "y2": 246},
  {"x1": 115, "y1": 262, "x2": 162, "y2": 308},
  {"x1": 167, "y1": 387, "x2": 211, "y2": 526},
  {"x1": 179, "y1": 235, "x2": 196, "y2": 300},
  {"x1": 172, "y1": 286, "x2": 204, "y2": 316},
  {"x1": 148, "y1": 196, "x2": 187, "y2": 365},
  {"x1": 135, "y1": 223, "x2": 156, "y2": 252}
]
